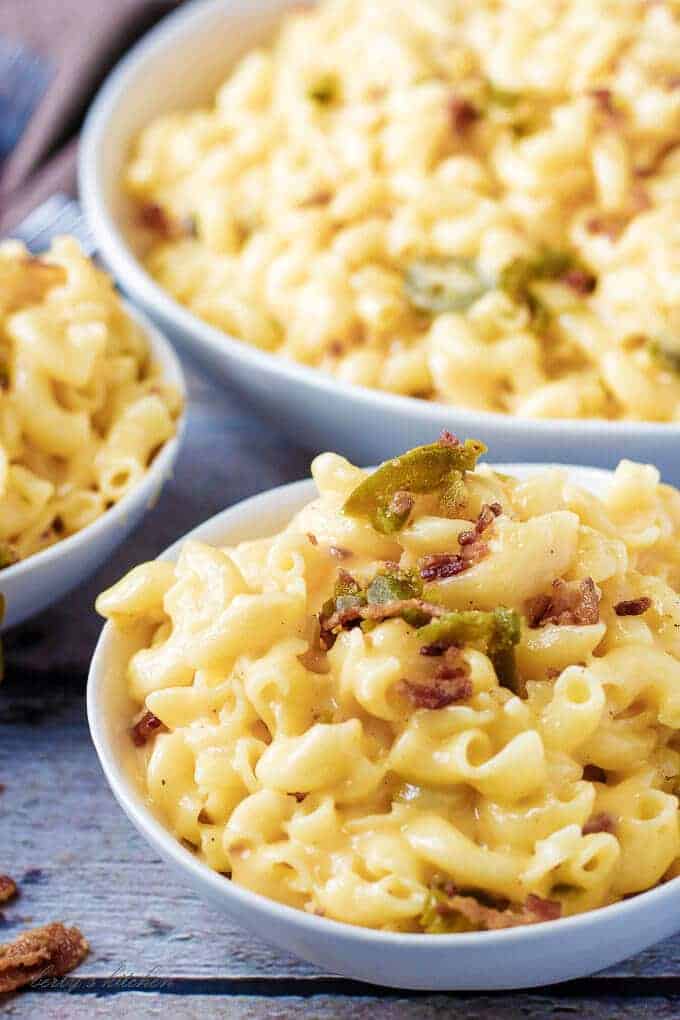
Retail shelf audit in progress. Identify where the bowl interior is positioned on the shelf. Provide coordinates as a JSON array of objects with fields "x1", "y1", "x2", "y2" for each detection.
[
  {"x1": 0, "y1": 302, "x2": 186, "y2": 627},
  {"x1": 88, "y1": 461, "x2": 615, "y2": 922},
  {"x1": 93, "y1": 0, "x2": 294, "y2": 242}
]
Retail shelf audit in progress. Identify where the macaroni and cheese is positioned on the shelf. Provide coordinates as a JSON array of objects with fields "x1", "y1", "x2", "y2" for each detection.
[
  {"x1": 97, "y1": 434, "x2": 680, "y2": 932},
  {"x1": 126, "y1": 0, "x2": 680, "y2": 420},
  {"x1": 0, "y1": 238, "x2": 181, "y2": 564}
]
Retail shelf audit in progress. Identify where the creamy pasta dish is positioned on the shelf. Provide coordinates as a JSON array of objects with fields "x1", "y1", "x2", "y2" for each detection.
[
  {"x1": 0, "y1": 238, "x2": 181, "y2": 565},
  {"x1": 97, "y1": 433, "x2": 680, "y2": 932},
  {"x1": 126, "y1": 0, "x2": 680, "y2": 420}
]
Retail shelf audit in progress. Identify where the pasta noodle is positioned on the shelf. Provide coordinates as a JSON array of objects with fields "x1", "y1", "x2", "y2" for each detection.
[
  {"x1": 126, "y1": 0, "x2": 680, "y2": 420},
  {"x1": 98, "y1": 433, "x2": 680, "y2": 932},
  {"x1": 0, "y1": 238, "x2": 182, "y2": 564}
]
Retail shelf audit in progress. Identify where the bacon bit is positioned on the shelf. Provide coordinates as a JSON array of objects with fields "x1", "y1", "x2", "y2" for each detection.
[
  {"x1": 323, "y1": 597, "x2": 447, "y2": 635},
  {"x1": 389, "y1": 490, "x2": 414, "y2": 518},
  {"x1": 197, "y1": 808, "x2": 212, "y2": 825},
  {"x1": 546, "y1": 667, "x2": 561, "y2": 679},
  {"x1": 438, "y1": 429, "x2": 460, "y2": 448},
  {"x1": 0, "y1": 876, "x2": 17, "y2": 903},
  {"x1": 298, "y1": 190, "x2": 332, "y2": 208},
  {"x1": 583, "y1": 764, "x2": 607, "y2": 783},
  {"x1": 526, "y1": 577, "x2": 600, "y2": 628},
  {"x1": 458, "y1": 502, "x2": 502, "y2": 545},
  {"x1": 131, "y1": 710, "x2": 167, "y2": 747},
  {"x1": 0, "y1": 923, "x2": 89, "y2": 994},
  {"x1": 290, "y1": 792, "x2": 307, "y2": 803},
  {"x1": 138, "y1": 203, "x2": 173, "y2": 235},
  {"x1": 582, "y1": 812, "x2": 617, "y2": 836},
  {"x1": 435, "y1": 888, "x2": 561, "y2": 930},
  {"x1": 422, "y1": 503, "x2": 498, "y2": 581},
  {"x1": 402, "y1": 674, "x2": 472, "y2": 709},
  {"x1": 524, "y1": 894, "x2": 562, "y2": 923},
  {"x1": 589, "y1": 88, "x2": 621, "y2": 121},
  {"x1": 561, "y1": 268, "x2": 597, "y2": 295},
  {"x1": 448, "y1": 96, "x2": 480, "y2": 134},
  {"x1": 328, "y1": 341, "x2": 344, "y2": 357},
  {"x1": 306, "y1": 532, "x2": 318, "y2": 546},
  {"x1": 402, "y1": 647, "x2": 472, "y2": 709},
  {"x1": 419, "y1": 552, "x2": 467, "y2": 581},
  {"x1": 614, "y1": 596, "x2": 652, "y2": 617},
  {"x1": 138, "y1": 203, "x2": 194, "y2": 240},
  {"x1": 328, "y1": 545, "x2": 352, "y2": 560},
  {"x1": 585, "y1": 215, "x2": 626, "y2": 241}
]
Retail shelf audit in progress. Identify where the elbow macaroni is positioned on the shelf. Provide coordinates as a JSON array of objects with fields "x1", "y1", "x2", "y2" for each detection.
[
  {"x1": 0, "y1": 238, "x2": 181, "y2": 563},
  {"x1": 126, "y1": 0, "x2": 680, "y2": 420},
  {"x1": 98, "y1": 444, "x2": 680, "y2": 931}
]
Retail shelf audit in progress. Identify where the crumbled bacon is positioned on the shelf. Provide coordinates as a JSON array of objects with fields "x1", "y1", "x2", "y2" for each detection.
[
  {"x1": 138, "y1": 203, "x2": 194, "y2": 240},
  {"x1": 390, "y1": 490, "x2": 414, "y2": 518},
  {"x1": 458, "y1": 502, "x2": 502, "y2": 545},
  {"x1": 306, "y1": 532, "x2": 318, "y2": 546},
  {"x1": 131, "y1": 710, "x2": 166, "y2": 747},
  {"x1": 448, "y1": 96, "x2": 480, "y2": 134},
  {"x1": 328, "y1": 545, "x2": 352, "y2": 560},
  {"x1": 582, "y1": 812, "x2": 616, "y2": 836},
  {"x1": 524, "y1": 894, "x2": 562, "y2": 923},
  {"x1": 290, "y1": 792, "x2": 307, "y2": 803},
  {"x1": 138, "y1": 203, "x2": 173, "y2": 236},
  {"x1": 420, "y1": 553, "x2": 467, "y2": 581},
  {"x1": 561, "y1": 268, "x2": 597, "y2": 295},
  {"x1": 614, "y1": 596, "x2": 652, "y2": 617},
  {"x1": 583, "y1": 764, "x2": 607, "y2": 783},
  {"x1": 438, "y1": 429, "x2": 460, "y2": 448},
  {"x1": 401, "y1": 647, "x2": 472, "y2": 709},
  {"x1": 589, "y1": 88, "x2": 620, "y2": 121},
  {"x1": 298, "y1": 190, "x2": 332, "y2": 207},
  {"x1": 0, "y1": 923, "x2": 88, "y2": 994},
  {"x1": 434, "y1": 887, "x2": 561, "y2": 931},
  {"x1": 0, "y1": 876, "x2": 17, "y2": 903},
  {"x1": 322, "y1": 597, "x2": 446, "y2": 638},
  {"x1": 585, "y1": 215, "x2": 626, "y2": 241},
  {"x1": 526, "y1": 577, "x2": 600, "y2": 628},
  {"x1": 421, "y1": 503, "x2": 499, "y2": 581}
]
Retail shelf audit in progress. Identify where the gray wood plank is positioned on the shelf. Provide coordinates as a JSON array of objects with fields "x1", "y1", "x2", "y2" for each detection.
[{"x1": 2, "y1": 991, "x2": 677, "y2": 1019}]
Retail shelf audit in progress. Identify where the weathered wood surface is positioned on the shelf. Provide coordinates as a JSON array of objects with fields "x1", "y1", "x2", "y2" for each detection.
[
  {"x1": 5, "y1": 990, "x2": 680, "y2": 1019},
  {"x1": 1, "y1": 359, "x2": 679, "y2": 1015}
]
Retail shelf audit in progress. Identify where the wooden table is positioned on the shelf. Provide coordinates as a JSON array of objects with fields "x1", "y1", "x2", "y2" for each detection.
[{"x1": 1, "y1": 359, "x2": 677, "y2": 1018}]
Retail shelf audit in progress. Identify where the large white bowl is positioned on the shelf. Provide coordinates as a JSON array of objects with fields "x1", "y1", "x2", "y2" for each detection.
[
  {"x1": 87, "y1": 462, "x2": 680, "y2": 991},
  {"x1": 1, "y1": 303, "x2": 186, "y2": 630},
  {"x1": 79, "y1": 0, "x2": 680, "y2": 481}
]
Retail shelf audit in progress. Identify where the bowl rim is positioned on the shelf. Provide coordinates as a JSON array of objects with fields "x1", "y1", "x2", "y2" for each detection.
[
  {"x1": 78, "y1": 0, "x2": 680, "y2": 442},
  {"x1": 0, "y1": 298, "x2": 187, "y2": 588},
  {"x1": 87, "y1": 461, "x2": 680, "y2": 951}
]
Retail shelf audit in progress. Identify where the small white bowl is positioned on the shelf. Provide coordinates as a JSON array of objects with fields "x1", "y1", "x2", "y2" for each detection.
[
  {"x1": 87, "y1": 463, "x2": 680, "y2": 991},
  {"x1": 2, "y1": 303, "x2": 186, "y2": 630},
  {"x1": 79, "y1": 0, "x2": 680, "y2": 482}
]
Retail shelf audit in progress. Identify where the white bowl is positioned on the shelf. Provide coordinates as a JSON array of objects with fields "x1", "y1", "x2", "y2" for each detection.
[
  {"x1": 79, "y1": 0, "x2": 680, "y2": 482},
  {"x1": 87, "y1": 462, "x2": 680, "y2": 991},
  {"x1": 1, "y1": 303, "x2": 186, "y2": 630}
]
